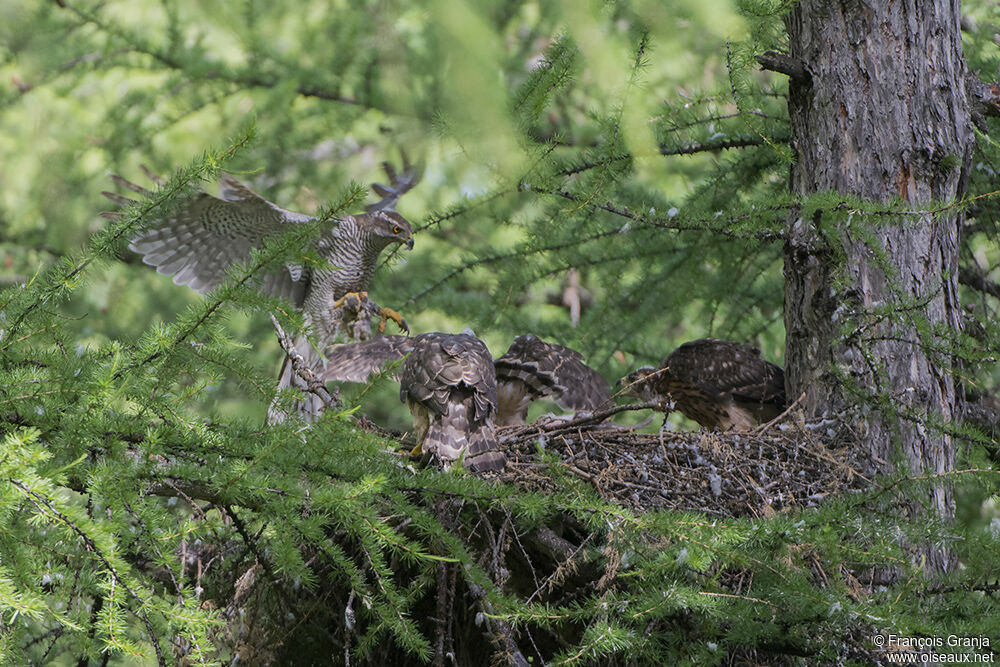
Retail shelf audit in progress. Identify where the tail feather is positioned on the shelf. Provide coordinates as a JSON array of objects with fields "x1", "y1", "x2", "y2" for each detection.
[
  {"x1": 423, "y1": 395, "x2": 504, "y2": 472},
  {"x1": 463, "y1": 425, "x2": 505, "y2": 472}
]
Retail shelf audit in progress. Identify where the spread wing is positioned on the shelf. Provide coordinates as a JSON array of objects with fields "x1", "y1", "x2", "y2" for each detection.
[
  {"x1": 664, "y1": 338, "x2": 786, "y2": 407},
  {"x1": 103, "y1": 172, "x2": 320, "y2": 303},
  {"x1": 494, "y1": 334, "x2": 610, "y2": 412},
  {"x1": 320, "y1": 336, "x2": 415, "y2": 383}
]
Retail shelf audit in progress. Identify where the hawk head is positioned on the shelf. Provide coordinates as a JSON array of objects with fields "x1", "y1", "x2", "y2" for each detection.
[
  {"x1": 359, "y1": 210, "x2": 415, "y2": 250},
  {"x1": 618, "y1": 366, "x2": 661, "y2": 402}
]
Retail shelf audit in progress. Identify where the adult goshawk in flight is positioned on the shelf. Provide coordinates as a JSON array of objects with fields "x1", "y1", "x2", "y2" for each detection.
[
  {"x1": 620, "y1": 338, "x2": 786, "y2": 431},
  {"x1": 493, "y1": 334, "x2": 611, "y2": 425},
  {"x1": 102, "y1": 157, "x2": 420, "y2": 421},
  {"x1": 321, "y1": 333, "x2": 506, "y2": 472}
]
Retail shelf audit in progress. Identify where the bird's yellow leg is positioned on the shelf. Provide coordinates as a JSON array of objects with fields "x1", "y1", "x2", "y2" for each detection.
[
  {"x1": 408, "y1": 442, "x2": 423, "y2": 456},
  {"x1": 377, "y1": 306, "x2": 408, "y2": 334},
  {"x1": 332, "y1": 291, "x2": 368, "y2": 312}
]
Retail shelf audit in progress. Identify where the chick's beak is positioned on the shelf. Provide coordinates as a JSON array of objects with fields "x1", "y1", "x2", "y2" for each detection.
[{"x1": 405, "y1": 237, "x2": 414, "y2": 250}]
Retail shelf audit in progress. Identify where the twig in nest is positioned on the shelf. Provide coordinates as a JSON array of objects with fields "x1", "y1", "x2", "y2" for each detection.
[
  {"x1": 568, "y1": 464, "x2": 607, "y2": 499},
  {"x1": 500, "y1": 402, "x2": 663, "y2": 445},
  {"x1": 499, "y1": 418, "x2": 860, "y2": 517},
  {"x1": 754, "y1": 391, "x2": 805, "y2": 434}
]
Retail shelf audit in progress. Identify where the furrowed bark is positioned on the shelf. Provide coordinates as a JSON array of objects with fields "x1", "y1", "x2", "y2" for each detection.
[{"x1": 782, "y1": 0, "x2": 972, "y2": 572}]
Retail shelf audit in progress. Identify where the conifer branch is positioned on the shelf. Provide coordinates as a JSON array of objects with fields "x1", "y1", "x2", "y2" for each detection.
[
  {"x1": 662, "y1": 109, "x2": 782, "y2": 131},
  {"x1": 270, "y1": 314, "x2": 338, "y2": 410},
  {"x1": 559, "y1": 154, "x2": 631, "y2": 176},
  {"x1": 499, "y1": 402, "x2": 662, "y2": 445},
  {"x1": 10, "y1": 479, "x2": 167, "y2": 667},
  {"x1": 545, "y1": 189, "x2": 786, "y2": 241},
  {"x1": 406, "y1": 197, "x2": 785, "y2": 303},
  {"x1": 404, "y1": 226, "x2": 635, "y2": 304},
  {"x1": 662, "y1": 135, "x2": 786, "y2": 156},
  {"x1": 727, "y1": 43, "x2": 793, "y2": 162},
  {"x1": 463, "y1": 574, "x2": 531, "y2": 667},
  {"x1": 122, "y1": 502, "x2": 186, "y2": 606},
  {"x1": 55, "y1": 0, "x2": 418, "y2": 117},
  {"x1": 557, "y1": 135, "x2": 786, "y2": 177}
]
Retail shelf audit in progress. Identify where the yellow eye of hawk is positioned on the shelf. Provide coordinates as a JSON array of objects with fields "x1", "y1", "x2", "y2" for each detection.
[{"x1": 392, "y1": 225, "x2": 402, "y2": 234}]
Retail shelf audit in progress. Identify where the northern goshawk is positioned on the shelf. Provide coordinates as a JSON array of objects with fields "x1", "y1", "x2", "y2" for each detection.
[
  {"x1": 320, "y1": 333, "x2": 506, "y2": 472},
  {"x1": 102, "y1": 157, "x2": 420, "y2": 421},
  {"x1": 620, "y1": 338, "x2": 786, "y2": 431}
]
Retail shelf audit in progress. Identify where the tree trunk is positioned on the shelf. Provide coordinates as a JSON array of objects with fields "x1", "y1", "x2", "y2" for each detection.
[{"x1": 782, "y1": 0, "x2": 972, "y2": 571}]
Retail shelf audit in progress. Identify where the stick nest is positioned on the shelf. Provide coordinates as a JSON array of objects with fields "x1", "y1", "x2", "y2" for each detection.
[{"x1": 493, "y1": 409, "x2": 864, "y2": 518}]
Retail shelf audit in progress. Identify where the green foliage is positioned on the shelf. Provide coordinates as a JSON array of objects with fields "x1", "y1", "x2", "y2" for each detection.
[{"x1": 1, "y1": 0, "x2": 999, "y2": 664}]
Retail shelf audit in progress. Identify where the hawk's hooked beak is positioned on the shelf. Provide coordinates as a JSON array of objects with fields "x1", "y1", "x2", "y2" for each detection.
[{"x1": 405, "y1": 237, "x2": 414, "y2": 250}]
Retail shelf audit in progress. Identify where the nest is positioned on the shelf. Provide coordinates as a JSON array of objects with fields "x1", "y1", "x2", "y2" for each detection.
[{"x1": 494, "y1": 406, "x2": 864, "y2": 518}]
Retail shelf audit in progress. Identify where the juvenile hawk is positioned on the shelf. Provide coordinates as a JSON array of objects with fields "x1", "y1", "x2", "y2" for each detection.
[
  {"x1": 322, "y1": 333, "x2": 505, "y2": 472},
  {"x1": 102, "y1": 157, "x2": 419, "y2": 421},
  {"x1": 493, "y1": 334, "x2": 611, "y2": 425},
  {"x1": 620, "y1": 338, "x2": 786, "y2": 431}
]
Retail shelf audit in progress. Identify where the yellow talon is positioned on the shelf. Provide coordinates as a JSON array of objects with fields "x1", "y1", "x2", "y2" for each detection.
[
  {"x1": 377, "y1": 307, "x2": 408, "y2": 334},
  {"x1": 408, "y1": 442, "x2": 423, "y2": 457},
  {"x1": 332, "y1": 291, "x2": 368, "y2": 312}
]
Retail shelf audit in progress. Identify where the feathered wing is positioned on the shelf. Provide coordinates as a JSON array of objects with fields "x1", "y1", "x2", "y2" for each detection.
[
  {"x1": 320, "y1": 336, "x2": 415, "y2": 383},
  {"x1": 104, "y1": 173, "x2": 317, "y2": 303},
  {"x1": 107, "y1": 165, "x2": 421, "y2": 427},
  {"x1": 401, "y1": 333, "x2": 504, "y2": 472},
  {"x1": 660, "y1": 338, "x2": 787, "y2": 428},
  {"x1": 494, "y1": 335, "x2": 611, "y2": 424},
  {"x1": 546, "y1": 350, "x2": 610, "y2": 412},
  {"x1": 493, "y1": 336, "x2": 559, "y2": 398},
  {"x1": 728, "y1": 356, "x2": 785, "y2": 416},
  {"x1": 666, "y1": 339, "x2": 786, "y2": 407},
  {"x1": 365, "y1": 150, "x2": 424, "y2": 212}
]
